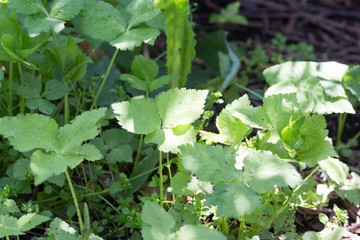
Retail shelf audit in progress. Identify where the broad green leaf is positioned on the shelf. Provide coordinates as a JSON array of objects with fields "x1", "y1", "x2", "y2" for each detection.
[
  {"x1": 47, "y1": 218, "x2": 81, "y2": 240},
  {"x1": 141, "y1": 201, "x2": 175, "y2": 240},
  {"x1": 205, "y1": 181, "x2": 261, "y2": 218},
  {"x1": 0, "y1": 215, "x2": 22, "y2": 237},
  {"x1": 43, "y1": 79, "x2": 69, "y2": 100},
  {"x1": 112, "y1": 98, "x2": 161, "y2": 134},
  {"x1": 120, "y1": 74, "x2": 148, "y2": 91},
  {"x1": 131, "y1": 55, "x2": 159, "y2": 82},
  {"x1": 155, "y1": 0, "x2": 196, "y2": 88},
  {"x1": 127, "y1": 0, "x2": 160, "y2": 29},
  {"x1": 106, "y1": 144, "x2": 133, "y2": 163},
  {"x1": 79, "y1": 143, "x2": 102, "y2": 161},
  {"x1": 0, "y1": 9, "x2": 20, "y2": 40},
  {"x1": 173, "y1": 225, "x2": 226, "y2": 240},
  {"x1": 0, "y1": 114, "x2": 59, "y2": 152},
  {"x1": 77, "y1": 0, "x2": 126, "y2": 42},
  {"x1": 50, "y1": 0, "x2": 84, "y2": 21},
  {"x1": 180, "y1": 143, "x2": 239, "y2": 184},
  {"x1": 145, "y1": 126, "x2": 197, "y2": 153},
  {"x1": 7, "y1": 158, "x2": 30, "y2": 181},
  {"x1": 263, "y1": 61, "x2": 354, "y2": 114},
  {"x1": 171, "y1": 170, "x2": 213, "y2": 196},
  {"x1": 242, "y1": 150, "x2": 304, "y2": 194},
  {"x1": 24, "y1": 16, "x2": 65, "y2": 37},
  {"x1": 30, "y1": 150, "x2": 83, "y2": 185},
  {"x1": 110, "y1": 27, "x2": 160, "y2": 51},
  {"x1": 17, "y1": 213, "x2": 50, "y2": 233},
  {"x1": 336, "y1": 172, "x2": 360, "y2": 207},
  {"x1": 11, "y1": 0, "x2": 46, "y2": 15},
  {"x1": 0, "y1": 199, "x2": 20, "y2": 215},
  {"x1": 156, "y1": 88, "x2": 208, "y2": 128},
  {"x1": 342, "y1": 65, "x2": 360, "y2": 102},
  {"x1": 58, "y1": 108, "x2": 106, "y2": 154},
  {"x1": 102, "y1": 128, "x2": 134, "y2": 148},
  {"x1": 319, "y1": 158, "x2": 348, "y2": 185},
  {"x1": 16, "y1": 72, "x2": 42, "y2": 99},
  {"x1": 26, "y1": 98, "x2": 56, "y2": 115},
  {"x1": 149, "y1": 75, "x2": 174, "y2": 92}
]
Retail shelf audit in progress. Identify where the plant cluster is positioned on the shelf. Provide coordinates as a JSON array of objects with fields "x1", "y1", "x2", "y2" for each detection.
[{"x1": 0, "y1": 0, "x2": 359, "y2": 240}]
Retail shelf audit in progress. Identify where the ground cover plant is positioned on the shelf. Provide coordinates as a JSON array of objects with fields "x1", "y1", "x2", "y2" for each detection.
[{"x1": 0, "y1": 0, "x2": 359, "y2": 239}]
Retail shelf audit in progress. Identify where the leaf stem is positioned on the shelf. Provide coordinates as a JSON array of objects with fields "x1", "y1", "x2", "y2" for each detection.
[
  {"x1": 1, "y1": 215, "x2": 10, "y2": 240},
  {"x1": 159, "y1": 151, "x2": 164, "y2": 208},
  {"x1": 133, "y1": 134, "x2": 144, "y2": 171},
  {"x1": 90, "y1": 48, "x2": 119, "y2": 110},
  {"x1": 336, "y1": 113, "x2": 347, "y2": 146},
  {"x1": 237, "y1": 216, "x2": 246, "y2": 240},
  {"x1": 8, "y1": 62, "x2": 13, "y2": 116},
  {"x1": 234, "y1": 83, "x2": 264, "y2": 100},
  {"x1": 65, "y1": 170, "x2": 84, "y2": 236},
  {"x1": 64, "y1": 93, "x2": 70, "y2": 124},
  {"x1": 17, "y1": 62, "x2": 25, "y2": 114}
]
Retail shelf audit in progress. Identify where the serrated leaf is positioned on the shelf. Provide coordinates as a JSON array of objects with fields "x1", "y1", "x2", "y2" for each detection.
[
  {"x1": 8, "y1": 158, "x2": 30, "y2": 181},
  {"x1": 148, "y1": 75, "x2": 174, "y2": 92},
  {"x1": 30, "y1": 150, "x2": 83, "y2": 185},
  {"x1": 141, "y1": 201, "x2": 175, "y2": 240},
  {"x1": 131, "y1": 55, "x2": 159, "y2": 82},
  {"x1": 11, "y1": 0, "x2": 47, "y2": 15},
  {"x1": 0, "y1": 215, "x2": 22, "y2": 237},
  {"x1": 0, "y1": 199, "x2": 20, "y2": 215},
  {"x1": 242, "y1": 151, "x2": 304, "y2": 194},
  {"x1": 120, "y1": 74, "x2": 148, "y2": 91},
  {"x1": 79, "y1": 143, "x2": 102, "y2": 161},
  {"x1": 319, "y1": 158, "x2": 348, "y2": 185},
  {"x1": 112, "y1": 98, "x2": 161, "y2": 134},
  {"x1": 24, "y1": 16, "x2": 65, "y2": 37},
  {"x1": 209, "y1": 2, "x2": 248, "y2": 25},
  {"x1": 58, "y1": 108, "x2": 106, "y2": 154},
  {"x1": 180, "y1": 143, "x2": 239, "y2": 184},
  {"x1": 263, "y1": 61, "x2": 354, "y2": 114},
  {"x1": 47, "y1": 218, "x2": 80, "y2": 240},
  {"x1": 26, "y1": 98, "x2": 56, "y2": 115},
  {"x1": 77, "y1": 0, "x2": 126, "y2": 42},
  {"x1": 0, "y1": 114, "x2": 59, "y2": 152},
  {"x1": 50, "y1": 0, "x2": 84, "y2": 21},
  {"x1": 127, "y1": 0, "x2": 160, "y2": 29},
  {"x1": 156, "y1": 88, "x2": 208, "y2": 128},
  {"x1": 173, "y1": 225, "x2": 226, "y2": 240},
  {"x1": 343, "y1": 65, "x2": 360, "y2": 102},
  {"x1": 17, "y1": 213, "x2": 49, "y2": 232},
  {"x1": 16, "y1": 72, "x2": 42, "y2": 98},
  {"x1": 155, "y1": 0, "x2": 196, "y2": 88},
  {"x1": 206, "y1": 181, "x2": 261, "y2": 218},
  {"x1": 110, "y1": 27, "x2": 160, "y2": 51},
  {"x1": 102, "y1": 128, "x2": 134, "y2": 148},
  {"x1": 106, "y1": 144, "x2": 133, "y2": 163},
  {"x1": 145, "y1": 126, "x2": 197, "y2": 153},
  {"x1": 43, "y1": 79, "x2": 69, "y2": 100}
]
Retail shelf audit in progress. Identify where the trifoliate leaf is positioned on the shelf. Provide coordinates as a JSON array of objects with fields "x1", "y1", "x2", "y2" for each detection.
[
  {"x1": 49, "y1": 0, "x2": 84, "y2": 21},
  {"x1": 11, "y1": 0, "x2": 46, "y2": 15},
  {"x1": 112, "y1": 98, "x2": 161, "y2": 134},
  {"x1": 131, "y1": 55, "x2": 159, "y2": 82},
  {"x1": 205, "y1": 181, "x2": 261, "y2": 218},
  {"x1": 79, "y1": 143, "x2": 102, "y2": 161},
  {"x1": 127, "y1": 0, "x2": 160, "y2": 29},
  {"x1": 145, "y1": 126, "x2": 197, "y2": 153},
  {"x1": 141, "y1": 201, "x2": 175, "y2": 240},
  {"x1": 76, "y1": 0, "x2": 126, "y2": 42},
  {"x1": 43, "y1": 79, "x2": 69, "y2": 100},
  {"x1": 242, "y1": 150, "x2": 304, "y2": 194},
  {"x1": 0, "y1": 114, "x2": 59, "y2": 152},
  {"x1": 47, "y1": 217, "x2": 81, "y2": 240},
  {"x1": 30, "y1": 150, "x2": 83, "y2": 185},
  {"x1": 24, "y1": 16, "x2": 65, "y2": 37},
  {"x1": 156, "y1": 88, "x2": 208, "y2": 128},
  {"x1": 173, "y1": 225, "x2": 226, "y2": 240},
  {"x1": 180, "y1": 143, "x2": 239, "y2": 184},
  {"x1": 110, "y1": 27, "x2": 160, "y2": 51},
  {"x1": 263, "y1": 61, "x2": 354, "y2": 114},
  {"x1": 106, "y1": 144, "x2": 133, "y2": 163}
]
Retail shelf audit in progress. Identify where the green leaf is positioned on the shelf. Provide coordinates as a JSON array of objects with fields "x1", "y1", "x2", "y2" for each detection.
[
  {"x1": 180, "y1": 143, "x2": 239, "y2": 185},
  {"x1": 16, "y1": 72, "x2": 42, "y2": 99},
  {"x1": 49, "y1": 0, "x2": 84, "y2": 21},
  {"x1": 127, "y1": 0, "x2": 160, "y2": 29},
  {"x1": 263, "y1": 61, "x2": 354, "y2": 114},
  {"x1": 0, "y1": 9, "x2": 20, "y2": 40},
  {"x1": 7, "y1": 158, "x2": 30, "y2": 181},
  {"x1": 342, "y1": 65, "x2": 360, "y2": 102},
  {"x1": 209, "y1": 2, "x2": 248, "y2": 25},
  {"x1": 131, "y1": 55, "x2": 159, "y2": 82},
  {"x1": 120, "y1": 74, "x2": 148, "y2": 91},
  {"x1": 17, "y1": 213, "x2": 50, "y2": 233},
  {"x1": 11, "y1": 0, "x2": 47, "y2": 15},
  {"x1": 0, "y1": 114, "x2": 59, "y2": 152},
  {"x1": 26, "y1": 98, "x2": 56, "y2": 115},
  {"x1": 58, "y1": 108, "x2": 106, "y2": 154},
  {"x1": 145, "y1": 126, "x2": 197, "y2": 153},
  {"x1": 336, "y1": 172, "x2": 360, "y2": 207},
  {"x1": 141, "y1": 201, "x2": 175, "y2": 240},
  {"x1": 242, "y1": 150, "x2": 304, "y2": 194},
  {"x1": 24, "y1": 16, "x2": 65, "y2": 37},
  {"x1": 205, "y1": 181, "x2": 261, "y2": 218},
  {"x1": 47, "y1": 217, "x2": 81, "y2": 240},
  {"x1": 319, "y1": 158, "x2": 348, "y2": 185},
  {"x1": 0, "y1": 215, "x2": 22, "y2": 237},
  {"x1": 30, "y1": 150, "x2": 83, "y2": 185},
  {"x1": 79, "y1": 143, "x2": 102, "y2": 161},
  {"x1": 102, "y1": 128, "x2": 134, "y2": 148},
  {"x1": 155, "y1": 0, "x2": 196, "y2": 87},
  {"x1": 156, "y1": 88, "x2": 208, "y2": 128},
  {"x1": 43, "y1": 79, "x2": 69, "y2": 100},
  {"x1": 173, "y1": 225, "x2": 226, "y2": 240},
  {"x1": 76, "y1": 0, "x2": 126, "y2": 42},
  {"x1": 112, "y1": 98, "x2": 161, "y2": 134},
  {"x1": 148, "y1": 75, "x2": 174, "y2": 92},
  {"x1": 110, "y1": 27, "x2": 160, "y2": 51},
  {"x1": 106, "y1": 144, "x2": 133, "y2": 163}
]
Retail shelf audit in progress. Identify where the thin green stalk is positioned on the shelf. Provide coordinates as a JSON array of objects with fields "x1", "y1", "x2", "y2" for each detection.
[
  {"x1": 65, "y1": 170, "x2": 84, "y2": 236},
  {"x1": 133, "y1": 134, "x2": 144, "y2": 171},
  {"x1": 97, "y1": 195, "x2": 121, "y2": 215},
  {"x1": 17, "y1": 62, "x2": 25, "y2": 114},
  {"x1": 81, "y1": 188, "x2": 111, "y2": 198},
  {"x1": 166, "y1": 153, "x2": 175, "y2": 202},
  {"x1": 238, "y1": 216, "x2": 246, "y2": 240},
  {"x1": 90, "y1": 48, "x2": 119, "y2": 110},
  {"x1": 159, "y1": 151, "x2": 164, "y2": 208},
  {"x1": 234, "y1": 83, "x2": 264, "y2": 100},
  {"x1": 270, "y1": 165, "x2": 320, "y2": 223},
  {"x1": 52, "y1": 30, "x2": 59, "y2": 47},
  {"x1": 336, "y1": 113, "x2": 347, "y2": 146},
  {"x1": 7, "y1": 62, "x2": 13, "y2": 115},
  {"x1": 81, "y1": 163, "x2": 88, "y2": 193},
  {"x1": 64, "y1": 93, "x2": 70, "y2": 124},
  {"x1": 352, "y1": 131, "x2": 360, "y2": 141},
  {"x1": 1, "y1": 215, "x2": 10, "y2": 240}
]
